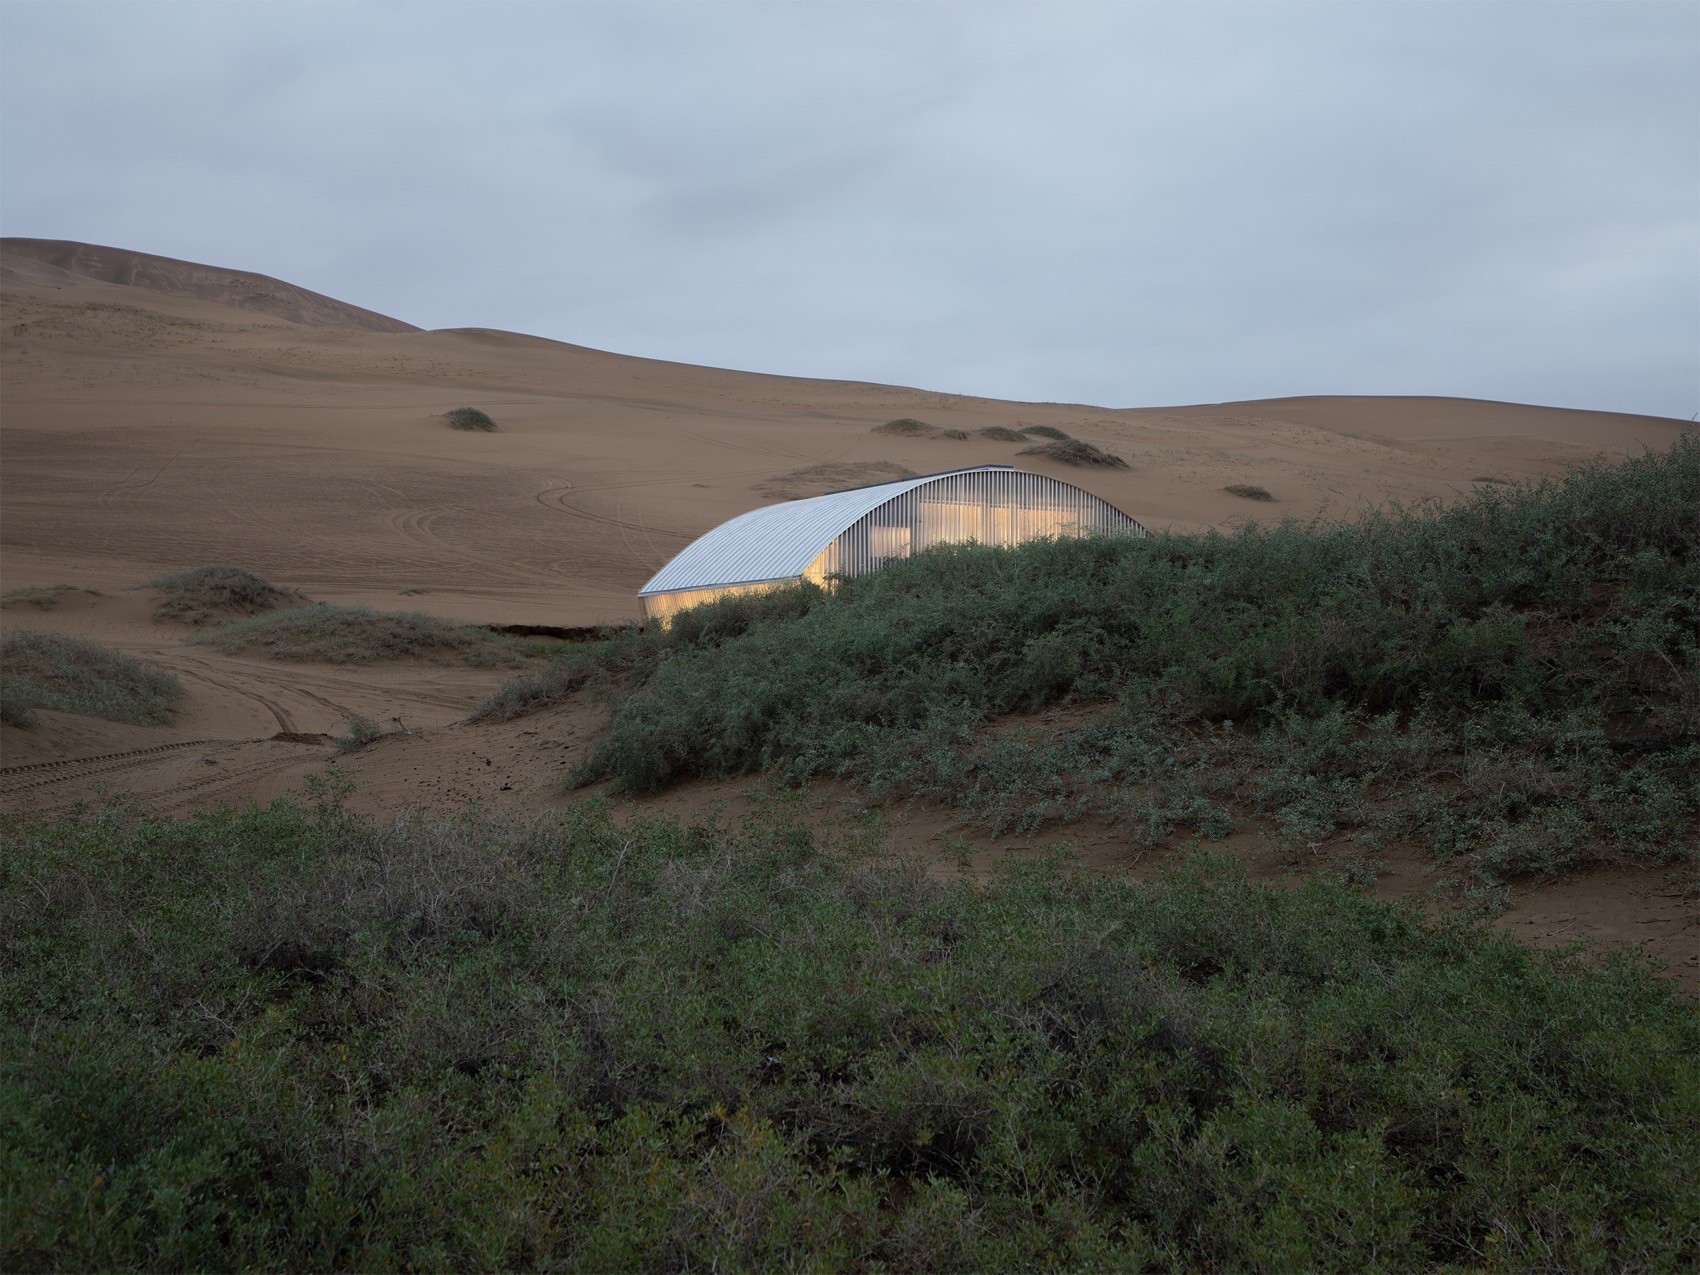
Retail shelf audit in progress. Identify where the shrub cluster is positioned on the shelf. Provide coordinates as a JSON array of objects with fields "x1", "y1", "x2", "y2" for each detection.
[
  {"x1": 1223, "y1": 483, "x2": 1275, "y2": 501},
  {"x1": 444, "y1": 406, "x2": 497, "y2": 431},
  {"x1": 0, "y1": 630, "x2": 184, "y2": 728},
  {"x1": 1017, "y1": 439, "x2": 1130, "y2": 468},
  {"x1": 146, "y1": 564, "x2": 297, "y2": 625},
  {"x1": 3, "y1": 796, "x2": 1694, "y2": 1269},
  {"x1": 498, "y1": 440, "x2": 1700, "y2": 882}
]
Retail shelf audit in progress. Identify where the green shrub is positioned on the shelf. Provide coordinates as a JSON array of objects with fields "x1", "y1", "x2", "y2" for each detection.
[
  {"x1": 978, "y1": 426, "x2": 1024, "y2": 442},
  {"x1": 145, "y1": 564, "x2": 298, "y2": 625},
  {"x1": 1224, "y1": 483, "x2": 1275, "y2": 501},
  {"x1": 190, "y1": 603, "x2": 532, "y2": 666},
  {"x1": 1018, "y1": 438, "x2": 1130, "y2": 468},
  {"x1": 0, "y1": 630, "x2": 184, "y2": 727},
  {"x1": 874, "y1": 418, "x2": 935, "y2": 435},
  {"x1": 1016, "y1": 424, "x2": 1071, "y2": 440},
  {"x1": 334, "y1": 713, "x2": 384, "y2": 754},
  {"x1": 444, "y1": 406, "x2": 497, "y2": 431},
  {"x1": 2, "y1": 798, "x2": 1694, "y2": 1270},
  {"x1": 467, "y1": 594, "x2": 824, "y2": 724}
]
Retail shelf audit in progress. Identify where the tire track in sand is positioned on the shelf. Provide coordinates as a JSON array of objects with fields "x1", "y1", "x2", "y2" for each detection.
[{"x1": 0, "y1": 740, "x2": 219, "y2": 797}]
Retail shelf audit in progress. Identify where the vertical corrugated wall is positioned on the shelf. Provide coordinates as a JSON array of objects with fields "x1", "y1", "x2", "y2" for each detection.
[
  {"x1": 642, "y1": 470, "x2": 1142, "y2": 621},
  {"x1": 803, "y1": 469, "x2": 1141, "y2": 584}
]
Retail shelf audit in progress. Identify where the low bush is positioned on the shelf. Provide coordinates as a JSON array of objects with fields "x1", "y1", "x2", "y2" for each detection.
[
  {"x1": 1017, "y1": 424, "x2": 1072, "y2": 440},
  {"x1": 1224, "y1": 483, "x2": 1275, "y2": 501},
  {"x1": 334, "y1": 713, "x2": 384, "y2": 754},
  {"x1": 873, "y1": 418, "x2": 935, "y2": 436},
  {"x1": 444, "y1": 406, "x2": 497, "y2": 431},
  {"x1": 978, "y1": 426, "x2": 1024, "y2": 442},
  {"x1": 190, "y1": 603, "x2": 536, "y2": 666},
  {"x1": 0, "y1": 630, "x2": 184, "y2": 728},
  {"x1": 3, "y1": 796, "x2": 1694, "y2": 1270},
  {"x1": 467, "y1": 593, "x2": 826, "y2": 724},
  {"x1": 146, "y1": 564, "x2": 298, "y2": 625},
  {"x1": 1018, "y1": 438, "x2": 1130, "y2": 468}
]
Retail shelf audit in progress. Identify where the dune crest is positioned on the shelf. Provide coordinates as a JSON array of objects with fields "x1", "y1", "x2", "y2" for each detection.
[{"x1": 1, "y1": 237, "x2": 419, "y2": 333}]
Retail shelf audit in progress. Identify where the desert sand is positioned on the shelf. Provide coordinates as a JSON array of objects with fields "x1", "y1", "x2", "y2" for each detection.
[{"x1": 3, "y1": 238, "x2": 1693, "y2": 987}]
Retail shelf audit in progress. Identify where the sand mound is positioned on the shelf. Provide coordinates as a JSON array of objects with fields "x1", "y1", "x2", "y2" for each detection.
[
  {"x1": 146, "y1": 564, "x2": 301, "y2": 626},
  {"x1": 0, "y1": 238, "x2": 419, "y2": 333}
]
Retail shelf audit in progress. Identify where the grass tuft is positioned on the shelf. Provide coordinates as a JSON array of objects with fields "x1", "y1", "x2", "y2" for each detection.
[
  {"x1": 1, "y1": 630, "x2": 184, "y2": 727},
  {"x1": 146, "y1": 564, "x2": 299, "y2": 625},
  {"x1": 874, "y1": 418, "x2": 936, "y2": 436},
  {"x1": 444, "y1": 406, "x2": 497, "y2": 431},
  {"x1": 978, "y1": 426, "x2": 1024, "y2": 442},
  {"x1": 1223, "y1": 483, "x2": 1275, "y2": 501},
  {"x1": 1018, "y1": 438, "x2": 1130, "y2": 468},
  {"x1": 190, "y1": 603, "x2": 535, "y2": 666},
  {"x1": 1017, "y1": 424, "x2": 1072, "y2": 440}
]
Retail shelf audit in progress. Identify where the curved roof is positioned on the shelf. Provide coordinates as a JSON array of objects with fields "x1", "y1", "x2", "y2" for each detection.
[{"x1": 641, "y1": 465, "x2": 1022, "y2": 597}]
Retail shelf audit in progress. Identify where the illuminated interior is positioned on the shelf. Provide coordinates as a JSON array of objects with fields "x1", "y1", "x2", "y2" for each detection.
[{"x1": 640, "y1": 469, "x2": 1140, "y2": 624}]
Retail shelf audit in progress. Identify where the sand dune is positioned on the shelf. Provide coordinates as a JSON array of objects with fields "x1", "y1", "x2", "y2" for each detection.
[
  {"x1": 1, "y1": 237, "x2": 420, "y2": 333},
  {"x1": 3, "y1": 241, "x2": 1693, "y2": 987},
  {"x1": 4, "y1": 241, "x2": 1685, "y2": 629}
]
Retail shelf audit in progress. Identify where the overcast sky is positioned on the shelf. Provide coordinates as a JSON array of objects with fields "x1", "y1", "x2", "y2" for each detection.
[{"x1": 2, "y1": 1, "x2": 1695, "y2": 418}]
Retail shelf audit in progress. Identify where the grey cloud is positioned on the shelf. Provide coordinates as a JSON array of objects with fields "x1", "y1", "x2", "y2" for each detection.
[{"x1": 2, "y1": 0, "x2": 1694, "y2": 417}]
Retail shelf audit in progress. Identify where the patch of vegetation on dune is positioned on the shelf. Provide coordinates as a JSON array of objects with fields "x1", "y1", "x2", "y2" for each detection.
[
  {"x1": 1223, "y1": 482, "x2": 1275, "y2": 501},
  {"x1": 1018, "y1": 438, "x2": 1130, "y2": 468},
  {"x1": 0, "y1": 630, "x2": 184, "y2": 728},
  {"x1": 873, "y1": 417, "x2": 935, "y2": 436},
  {"x1": 978, "y1": 425, "x2": 1024, "y2": 441},
  {"x1": 1016, "y1": 423, "x2": 1072, "y2": 440},
  {"x1": 3, "y1": 794, "x2": 1695, "y2": 1270},
  {"x1": 486, "y1": 440, "x2": 1700, "y2": 886},
  {"x1": 443, "y1": 406, "x2": 497, "y2": 431},
  {"x1": 145, "y1": 563, "x2": 301, "y2": 625},
  {"x1": 190, "y1": 602, "x2": 537, "y2": 666},
  {"x1": 0, "y1": 584, "x2": 99, "y2": 611}
]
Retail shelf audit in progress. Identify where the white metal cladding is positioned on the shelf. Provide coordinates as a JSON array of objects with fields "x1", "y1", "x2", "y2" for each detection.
[{"x1": 640, "y1": 466, "x2": 1144, "y2": 603}]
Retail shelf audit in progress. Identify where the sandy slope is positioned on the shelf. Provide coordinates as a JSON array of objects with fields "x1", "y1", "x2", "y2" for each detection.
[{"x1": 2, "y1": 241, "x2": 1693, "y2": 989}]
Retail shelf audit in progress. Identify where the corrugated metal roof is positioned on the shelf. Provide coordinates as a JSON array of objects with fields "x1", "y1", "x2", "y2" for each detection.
[{"x1": 640, "y1": 465, "x2": 1020, "y2": 597}]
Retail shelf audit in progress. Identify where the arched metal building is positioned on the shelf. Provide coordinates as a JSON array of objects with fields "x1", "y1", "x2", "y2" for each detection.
[{"x1": 639, "y1": 464, "x2": 1144, "y2": 622}]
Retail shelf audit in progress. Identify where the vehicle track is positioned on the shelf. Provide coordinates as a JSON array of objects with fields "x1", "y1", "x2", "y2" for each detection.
[
  {"x1": 0, "y1": 740, "x2": 219, "y2": 796},
  {"x1": 9, "y1": 743, "x2": 327, "y2": 821},
  {"x1": 145, "y1": 749, "x2": 323, "y2": 815},
  {"x1": 166, "y1": 659, "x2": 300, "y2": 732}
]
